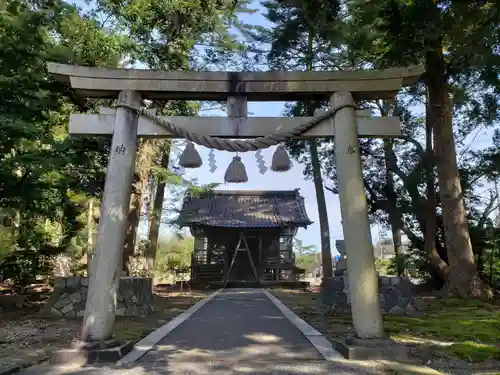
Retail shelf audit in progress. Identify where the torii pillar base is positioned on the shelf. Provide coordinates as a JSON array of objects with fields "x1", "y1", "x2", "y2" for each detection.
[
  {"x1": 332, "y1": 335, "x2": 409, "y2": 361},
  {"x1": 51, "y1": 339, "x2": 135, "y2": 365}
]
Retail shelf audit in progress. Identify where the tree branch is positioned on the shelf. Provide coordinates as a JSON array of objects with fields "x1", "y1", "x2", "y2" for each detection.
[
  {"x1": 396, "y1": 135, "x2": 425, "y2": 156},
  {"x1": 324, "y1": 184, "x2": 335, "y2": 193},
  {"x1": 478, "y1": 191, "x2": 499, "y2": 228}
]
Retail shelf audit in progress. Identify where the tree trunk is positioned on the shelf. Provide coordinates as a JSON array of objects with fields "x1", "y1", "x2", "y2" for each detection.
[
  {"x1": 424, "y1": 91, "x2": 449, "y2": 287},
  {"x1": 122, "y1": 184, "x2": 143, "y2": 274},
  {"x1": 146, "y1": 142, "x2": 171, "y2": 276},
  {"x1": 86, "y1": 198, "x2": 94, "y2": 276},
  {"x1": 383, "y1": 139, "x2": 404, "y2": 276},
  {"x1": 123, "y1": 142, "x2": 154, "y2": 275},
  {"x1": 13, "y1": 211, "x2": 20, "y2": 238},
  {"x1": 303, "y1": 28, "x2": 332, "y2": 281},
  {"x1": 309, "y1": 140, "x2": 333, "y2": 279},
  {"x1": 425, "y1": 39, "x2": 491, "y2": 299}
]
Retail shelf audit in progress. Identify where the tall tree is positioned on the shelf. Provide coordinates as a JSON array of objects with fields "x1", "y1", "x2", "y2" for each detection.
[
  {"x1": 0, "y1": 0, "x2": 131, "y2": 284},
  {"x1": 345, "y1": 0, "x2": 499, "y2": 298},
  {"x1": 146, "y1": 142, "x2": 171, "y2": 275},
  {"x1": 259, "y1": 0, "x2": 342, "y2": 280},
  {"x1": 145, "y1": 103, "x2": 199, "y2": 275},
  {"x1": 94, "y1": 0, "x2": 256, "y2": 275}
]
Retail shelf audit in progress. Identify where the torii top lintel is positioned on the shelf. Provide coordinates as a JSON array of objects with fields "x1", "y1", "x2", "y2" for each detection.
[{"x1": 46, "y1": 62, "x2": 424, "y2": 102}]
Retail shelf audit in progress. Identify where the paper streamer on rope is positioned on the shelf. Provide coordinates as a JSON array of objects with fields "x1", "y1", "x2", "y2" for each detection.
[
  {"x1": 255, "y1": 150, "x2": 267, "y2": 175},
  {"x1": 208, "y1": 148, "x2": 217, "y2": 173},
  {"x1": 116, "y1": 102, "x2": 357, "y2": 183}
]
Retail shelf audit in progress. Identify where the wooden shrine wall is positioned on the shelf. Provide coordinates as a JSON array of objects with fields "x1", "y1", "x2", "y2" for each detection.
[{"x1": 190, "y1": 226, "x2": 297, "y2": 283}]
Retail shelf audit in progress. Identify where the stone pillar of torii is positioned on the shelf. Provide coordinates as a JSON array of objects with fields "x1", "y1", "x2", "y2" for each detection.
[{"x1": 47, "y1": 63, "x2": 424, "y2": 344}]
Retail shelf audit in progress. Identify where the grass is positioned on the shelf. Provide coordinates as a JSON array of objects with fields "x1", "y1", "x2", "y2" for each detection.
[
  {"x1": 270, "y1": 289, "x2": 500, "y2": 364},
  {"x1": 384, "y1": 297, "x2": 500, "y2": 362},
  {"x1": 441, "y1": 341, "x2": 499, "y2": 363}
]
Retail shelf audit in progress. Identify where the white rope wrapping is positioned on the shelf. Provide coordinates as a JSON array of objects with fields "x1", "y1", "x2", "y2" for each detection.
[{"x1": 116, "y1": 103, "x2": 357, "y2": 152}]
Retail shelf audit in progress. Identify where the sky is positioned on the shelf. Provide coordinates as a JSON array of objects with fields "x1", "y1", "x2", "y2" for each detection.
[
  {"x1": 74, "y1": 0, "x2": 497, "y2": 255},
  {"x1": 138, "y1": 3, "x2": 371, "y2": 253},
  {"x1": 172, "y1": 104, "x2": 352, "y2": 255},
  {"x1": 147, "y1": 1, "x2": 496, "y2": 254}
]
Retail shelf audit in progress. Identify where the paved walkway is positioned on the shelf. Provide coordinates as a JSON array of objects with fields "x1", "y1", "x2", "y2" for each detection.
[{"x1": 19, "y1": 289, "x2": 392, "y2": 375}]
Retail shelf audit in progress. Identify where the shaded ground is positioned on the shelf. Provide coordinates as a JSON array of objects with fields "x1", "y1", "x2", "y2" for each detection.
[
  {"x1": 270, "y1": 289, "x2": 500, "y2": 375},
  {"x1": 0, "y1": 283, "x2": 209, "y2": 373},
  {"x1": 16, "y1": 289, "x2": 406, "y2": 375}
]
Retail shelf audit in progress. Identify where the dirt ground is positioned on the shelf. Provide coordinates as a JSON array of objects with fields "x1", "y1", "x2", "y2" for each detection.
[
  {"x1": 270, "y1": 289, "x2": 500, "y2": 375},
  {"x1": 0, "y1": 283, "x2": 210, "y2": 373}
]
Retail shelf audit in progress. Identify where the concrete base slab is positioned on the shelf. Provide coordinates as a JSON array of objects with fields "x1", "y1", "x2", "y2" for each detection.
[
  {"x1": 332, "y1": 335, "x2": 409, "y2": 361},
  {"x1": 15, "y1": 360, "x2": 393, "y2": 375},
  {"x1": 15, "y1": 359, "x2": 447, "y2": 375},
  {"x1": 377, "y1": 360, "x2": 445, "y2": 375},
  {"x1": 50, "y1": 340, "x2": 135, "y2": 365}
]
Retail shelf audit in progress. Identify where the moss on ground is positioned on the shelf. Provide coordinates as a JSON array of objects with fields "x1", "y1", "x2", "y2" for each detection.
[
  {"x1": 384, "y1": 297, "x2": 500, "y2": 362},
  {"x1": 270, "y1": 289, "x2": 500, "y2": 363}
]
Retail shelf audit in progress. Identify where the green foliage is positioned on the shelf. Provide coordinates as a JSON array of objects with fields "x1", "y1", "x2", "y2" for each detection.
[
  {"x1": 375, "y1": 259, "x2": 391, "y2": 276},
  {"x1": 96, "y1": 0, "x2": 255, "y2": 70},
  {"x1": 479, "y1": 238, "x2": 500, "y2": 287},
  {"x1": 155, "y1": 236, "x2": 194, "y2": 275},
  {"x1": 0, "y1": 0, "x2": 129, "y2": 287},
  {"x1": 295, "y1": 253, "x2": 318, "y2": 274},
  {"x1": 442, "y1": 341, "x2": 500, "y2": 362},
  {"x1": 256, "y1": 0, "x2": 500, "y2": 291},
  {"x1": 0, "y1": 225, "x2": 15, "y2": 262},
  {"x1": 260, "y1": 0, "x2": 342, "y2": 70},
  {"x1": 0, "y1": 249, "x2": 53, "y2": 288},
  {"x1": 292, "y1": 238, "x2": 317, "y2": 255},
  {"x1": 0, "y1": 0, "x2": 498, "y2": 300},
  {"x1": 388, "y1": 253, "x2": 412, "y2": 276},
  {"x1": 293, "y1": 239, "x2": 319, "y2": 274}
]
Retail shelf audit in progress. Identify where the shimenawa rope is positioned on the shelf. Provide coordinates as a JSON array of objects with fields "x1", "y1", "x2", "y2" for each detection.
[{"x1": 115, "y1": 103, "x2": 357, "y2": 152}]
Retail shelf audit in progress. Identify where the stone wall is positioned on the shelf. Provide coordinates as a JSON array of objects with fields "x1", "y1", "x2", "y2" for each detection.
[
  {"x1": 40, "y1": 276, "x2": 155, "y2": 317},
  {"x1": 318, "y1": 275, "x2": 418, "y2": 315},
  {"x1": 51, "y1": 254, "x2": 73, "y2": 277}
]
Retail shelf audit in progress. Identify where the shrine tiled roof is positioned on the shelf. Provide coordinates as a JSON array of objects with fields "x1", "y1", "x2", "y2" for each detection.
[{"x1": 176, "y1": 189, "x2": 313, "y2": 228}]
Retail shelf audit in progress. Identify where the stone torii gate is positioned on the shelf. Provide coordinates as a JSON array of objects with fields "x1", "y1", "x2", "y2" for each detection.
[{"x1": 47, "y1": 63, "x2": 424, "y2": 348}]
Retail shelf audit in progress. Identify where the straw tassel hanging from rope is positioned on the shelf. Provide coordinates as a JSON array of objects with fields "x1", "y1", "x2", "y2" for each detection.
[
  {"x1": 224, "y1": 155, "x2": 248, "y2": 183},
  {"x1": 177, "y1": 141, "x2": 291, "y2": 178},
  {"x1": 178, "y1": 141, "x2": 202, "y2": 168},
  {"x1": 120, "y1": 100, "x2": 357, "y2": 182},
  {"x1": 271, "y1": 144, "x2": 292, "y2": 172}
]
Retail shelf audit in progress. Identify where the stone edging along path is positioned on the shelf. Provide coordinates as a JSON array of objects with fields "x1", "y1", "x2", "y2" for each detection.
[
  {"x1": 0, "y1": 289, "x2": 220, "y2": 375},
  {"x1": 116, "y1": 287, "x2": 443, "y2": 374},
  {"x1": 7, "y1": 288, "x2": 444, "y2": 375},
  {"x1": 262, "y1": 289, "x2": 444, "y2": 375},
  {"x1": 262, "y1": 289, "x2": 344, "y2": 361},
  {"x1": 117, "y1": 289, "x2": 222, "y2": 364},
  {"x1": 0, "y1": 357, "x2": 50, "y2": 375}
]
